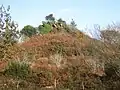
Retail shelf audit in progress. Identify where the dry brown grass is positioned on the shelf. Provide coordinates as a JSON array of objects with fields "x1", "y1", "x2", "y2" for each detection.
[{"x1": 0, "y1": 30, "x2": 118, "y2": 89}]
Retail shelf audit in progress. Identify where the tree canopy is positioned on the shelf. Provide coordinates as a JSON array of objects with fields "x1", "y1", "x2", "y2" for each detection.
[
  {"x1": 21, "y1": 25, "x2": 37, "y2": 37},
  {"x1": 0, "y1": 5, "x2": 19, "y2": 45},
  {"x1": 45, "y1": 14, "x2": 55, "y2": 23}
]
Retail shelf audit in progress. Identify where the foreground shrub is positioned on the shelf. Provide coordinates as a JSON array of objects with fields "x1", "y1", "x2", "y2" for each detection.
[
  {"x1": 100, "y1": 61, "x2": 120, "y2": 90},
  {"x1": 4, "y1": 60, "x2": 30, "y2": 79},
  {"x1": 56, "y1": 65, "x2": 104, "y2": 90}
]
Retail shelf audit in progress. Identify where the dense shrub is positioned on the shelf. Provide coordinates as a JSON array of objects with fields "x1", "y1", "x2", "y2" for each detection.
[
  {"x1": 4, "y1": 60, "x2": 30, "y2": 79},
  {"x1": 56, "y1": 65, "x2": 104, "y2": 90},
  {"x1": 38, "y1": 22, "x2": 52, "y2": 34}
]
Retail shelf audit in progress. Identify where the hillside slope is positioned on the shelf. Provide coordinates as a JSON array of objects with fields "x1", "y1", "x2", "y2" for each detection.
[{"x1": 0, "y1": 29, "x2": 118, "y2": 90}]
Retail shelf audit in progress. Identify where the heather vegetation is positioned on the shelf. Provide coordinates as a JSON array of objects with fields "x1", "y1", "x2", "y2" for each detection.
[{"x1": 0, "y1": 5, "x2": 120, "y2": 90}]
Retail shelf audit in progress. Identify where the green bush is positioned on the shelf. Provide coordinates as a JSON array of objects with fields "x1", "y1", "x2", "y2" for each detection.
[
  {"x1": 4, "y1": 60, "x2": 30, "y2": 79},
  {"x1": 38, "y1": 22, "x2": 52, "y2": 34}
]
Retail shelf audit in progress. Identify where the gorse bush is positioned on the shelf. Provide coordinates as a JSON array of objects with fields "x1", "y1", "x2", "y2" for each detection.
[{"x1": 4, "y1": 60, "x2": 30, "y2": 79}]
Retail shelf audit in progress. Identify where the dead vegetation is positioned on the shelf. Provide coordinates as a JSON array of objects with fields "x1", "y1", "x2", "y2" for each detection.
[{"x1": 0, "y1": 30, "x2": 117, "y2": 90}]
